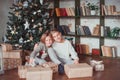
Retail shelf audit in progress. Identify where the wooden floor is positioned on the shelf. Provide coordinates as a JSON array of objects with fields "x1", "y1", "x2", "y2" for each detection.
[{"x1": 0, "y1": 55, "x2": 120, "y2": 80}]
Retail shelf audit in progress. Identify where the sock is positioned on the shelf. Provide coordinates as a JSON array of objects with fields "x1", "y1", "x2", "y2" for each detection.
[{"x1": 58, "y1": 63, "x2": 64, "y2": 75}]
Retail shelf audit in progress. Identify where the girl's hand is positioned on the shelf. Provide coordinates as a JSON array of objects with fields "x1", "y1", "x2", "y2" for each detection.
[
  {"x1": 74, "y1": 59, "x2": 79, "y2": 64},
  {"x1": 29, "y1": 58, "x2": 34, "y2": 64}
]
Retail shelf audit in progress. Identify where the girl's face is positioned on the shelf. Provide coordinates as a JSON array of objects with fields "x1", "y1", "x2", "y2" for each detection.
[
  {"x1": 52, "y1": 32, "x2": 62, "y2": 42},
  {"x1": 45, "y1": 36, "x2": 53, "y2": 47}
]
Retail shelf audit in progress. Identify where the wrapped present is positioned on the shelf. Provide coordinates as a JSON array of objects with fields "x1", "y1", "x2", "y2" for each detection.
[
  {"x1": 1, "y1": 43, "x2": 13, "y2": 52},
  {"x1": 26, "y1": 67, "x2": 53, "y2": 80},
  {"x1": 2, "y1": 50, "x2": 22, "y2": 58},
  {"x1": 90, "y1": 60, "x2": 104, "y2": 71},
  {"x1": 18, "y1": 65, "x2": 43, "y2": 78},
  {"x1": 42, "y1": 62, "x2": 58, "y2": 73},
  {"x1": 18, "y1": 62, "x2": 57, "y2": 79},
  {"x1": 3, "y1": 58, "x2": 22, "y2": 70},
  {"x1": 64, "y1": 63, "x2": 93, "y2": 78},
  {"x1": 95, "y1": 63, "x2": 104, "y2": 71}
]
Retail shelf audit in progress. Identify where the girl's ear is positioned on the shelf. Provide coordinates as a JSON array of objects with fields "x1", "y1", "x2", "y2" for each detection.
[{"x1": 59, "y1": 32, "x2": 62, "y2": 36}]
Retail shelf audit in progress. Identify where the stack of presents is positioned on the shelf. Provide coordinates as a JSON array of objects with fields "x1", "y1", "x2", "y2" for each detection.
[
  {"x1": 1, "y1": 43, "x2": 104, "y2": 80},
  {"x1": 1, "y1": 43, "x2": 22, "y2": 70}
]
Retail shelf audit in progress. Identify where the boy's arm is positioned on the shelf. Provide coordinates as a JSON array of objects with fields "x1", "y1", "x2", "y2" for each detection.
[{"x1": 67, "y1": 40, "x2": 79, "y2": 60}]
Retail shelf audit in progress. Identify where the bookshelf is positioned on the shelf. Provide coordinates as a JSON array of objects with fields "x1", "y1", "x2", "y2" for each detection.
[{"x1": 52, "y1": 0, "x2": 120, "y2": 57}]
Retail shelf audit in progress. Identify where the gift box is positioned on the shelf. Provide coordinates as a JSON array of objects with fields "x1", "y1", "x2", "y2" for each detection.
[
  {"x1": 2, "y1": 50, "x2": 22, "y2": 58},
  {"x1": 95, "y1": 64, "x2": 104, "y2": 71},
  {"x1": 90, "y1": 60, "x2": 104, "y2": 71},
  {"x1": 3, "y1": 58, "x2": 22, "y2": 70},
  {"x1": 1, "y1": 44, "x2": 13, "y2": 52},
  {"x1": 64, "y1": 63, "x2": 93, "y2": 78},
  {"x1": 42, "y1": 62, "x2": 58, "y2": 73},
  {"x1": 26, "y1": 67, "x2": 53, "y2": 80},
  {"x1": 18, "y1": 65, "x2": 43, "y2": 78}
]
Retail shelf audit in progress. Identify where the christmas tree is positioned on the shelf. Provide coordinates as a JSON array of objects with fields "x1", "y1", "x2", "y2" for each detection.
[{"x1": 4, "y1": 0, "x2": 53, "y2": 50}]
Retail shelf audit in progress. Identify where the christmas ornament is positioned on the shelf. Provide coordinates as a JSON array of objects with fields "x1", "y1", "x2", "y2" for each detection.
[
  {"x1": 8, "y1": 26, "x2": 12, "y2": 30},
  {"x1": 32, "y1": 19, "x2": 34, "y2": 22},
  {"x1": 33, "y1": 11, "x2": 37, "y2": 15},
  {"x1": 38, "y1": 23, "x2": 42, "y2": 26},
  {"x1": 24, "y1": 20, "x2": 30, "y2": 30},
  {"x1": 37, "y1": 10, "x2": 41, "y2": 13},
  {"x1": 33, "y1": 24, "x2": 37, "y2": 28},
  {"x1": 43, "y1": 19, "x2": 47, "y2": 25},
  {"x1": 19, "y1": 37, "x2": 23, "y2": 44},
  {"x1": 23, "y1": 1, "x2": 28, "y2": 8},
  {"x1": 11, "y1": 30, "x2": 15, "y2": 35},
  {"x1": 39, "y1": 0, "x2": 43, "y2": 5}
]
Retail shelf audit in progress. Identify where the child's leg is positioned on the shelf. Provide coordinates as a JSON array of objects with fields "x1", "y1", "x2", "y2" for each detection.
[
  {"x1": 34, "y1": 57, "x2": 46, "y2": 65},
  {"x1": 47, "y1": 47, "x2": 61, "y2": 64}
]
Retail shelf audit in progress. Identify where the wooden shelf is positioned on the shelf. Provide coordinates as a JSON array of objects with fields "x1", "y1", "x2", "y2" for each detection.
[
  {"x1": 53, "y1": 0, "x2": 120, "y2": 57},
  {"x1": 76, "y1": 35, "x2": 100, "y2": 38}
]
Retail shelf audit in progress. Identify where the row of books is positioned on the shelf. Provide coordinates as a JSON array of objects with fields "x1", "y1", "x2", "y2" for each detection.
[
  {"x1": 75, "y1": 43, "x2": 100, "y2": 55},
  {"x1": 55, "y1": 5, "x2": 120, "y2": 16},
  {"x1": 76, "y1": 25, "x2": 92, "y2": 36},
  {"x1": 56, "y1": 25, "x2": 75, "y2": 35},
  {"x1": 102, "y1": 5, "x2": 120, "y2": 16},
  {"x1": 75, "y1": 43, "x2": 117, "y2": 57},
  {"x1": 55, "y1": 8, "x2": 75, "y2": 16},
  {"x1": 55, "y1": 6, "x2": 97, "y2": 17},
  {"x1": 101, "y1": 46, "x2": 117, "y2": 57},
  {"x1": 76, "y1": 25, "x2": 119, "y2": 37},
  {"x1": 76, "y1": 6, "x2": 98, "y2": 16}
]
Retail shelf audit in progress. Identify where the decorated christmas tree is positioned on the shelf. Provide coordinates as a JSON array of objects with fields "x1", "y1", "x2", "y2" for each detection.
[{"x1": 4, "y1": 0, "x2": 53, "y2": 50}]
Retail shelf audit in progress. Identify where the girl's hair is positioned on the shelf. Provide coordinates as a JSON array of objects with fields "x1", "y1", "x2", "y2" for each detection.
[{"x1": 40, "y1": 31, "x2": 54, "y2": 44}]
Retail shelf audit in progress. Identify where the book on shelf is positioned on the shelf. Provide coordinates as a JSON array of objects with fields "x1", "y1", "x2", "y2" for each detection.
[
  {"x1": 75, "y1": 43, "x2": 90, "y2": 55},
  {"x1": 79, "y1": 25, "x2": 85, "y2": 35},
  {"x1": 56, "y1": 25, "x2": 75, "y2": 35},
  {"x1": 82, "y1": 26, "x2": 91, "y2": 36},
  {"x1": 60, "y1": 8, "x2": 68, "y2": 16},
  {"x1": 92, "y1": 25, "x2": 100, "y2": 36},
  {"x1": 101, "y1": 46, "x2": 117, "y2": 57},
  {"x1": 76, "y1": 25, "x2": 81, "y2": 35},
  {"x1": 101, "y1": 26, "x2": 104, "y2": 36},
  {"x1": 102, "y1": 5, "x2": 117, "y2": 15},
  {"x1": 104, "y1": 26, "x2": 110, "y2": 37},
  {"x1": 55, "y1": 8, "x2": 60, "y2": 16},
  {"x1": 69, "y1": 7, "x2": 75, "y2": 16},
  {"x1": 55, "y1": 8, "x2": 75, "y2": 16},
  {"x1": 76, "y1": 25, "x2": 92, "y2": 36},
  {"x1": 76, "y1": 6, "x2": 81, "y2": 16},
  {"x1": 81, "y1": 5, "x2": 86, "y2": 16},
  {"x1": 92, "y1": 48, "x2": 100, "y2": 55}
]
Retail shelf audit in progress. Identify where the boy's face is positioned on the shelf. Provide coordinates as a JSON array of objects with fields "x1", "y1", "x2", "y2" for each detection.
[
  {"x1": 45, "y1": 36, "x2": 53, "y2": 47},
  {"x1": 52, "y1": 32, "x2": 62, "y2": 42}
]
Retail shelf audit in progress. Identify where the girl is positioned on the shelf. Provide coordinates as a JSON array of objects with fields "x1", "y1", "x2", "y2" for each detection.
[{"x1": 29, "y1": 31, "x2": 64, "y2": 74}]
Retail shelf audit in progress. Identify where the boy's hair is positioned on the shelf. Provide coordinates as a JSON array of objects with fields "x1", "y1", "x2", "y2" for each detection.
[
  {"x1": 40, "y1": 31, "x2": 54, "y2": 43},
  {"x1": 50, "y1": 29, "x2": 60, "y2": 35}
]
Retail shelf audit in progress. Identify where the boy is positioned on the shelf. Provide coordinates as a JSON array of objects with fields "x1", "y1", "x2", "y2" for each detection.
[{"x1": 50, "y1": 30, "x2": 79, "y2": 64}]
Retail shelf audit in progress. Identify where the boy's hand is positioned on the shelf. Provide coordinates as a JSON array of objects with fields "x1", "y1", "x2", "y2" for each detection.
[{"x1": 74, "y1": 59, "x2": 79, "y2": 64}]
